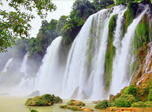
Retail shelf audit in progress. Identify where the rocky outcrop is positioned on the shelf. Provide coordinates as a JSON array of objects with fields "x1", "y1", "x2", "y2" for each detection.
[{"x1": 25, "y1": 94, "x2": 62, "y2": 106}]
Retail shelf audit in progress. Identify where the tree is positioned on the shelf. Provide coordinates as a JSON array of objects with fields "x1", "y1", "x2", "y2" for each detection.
[
  {"x1": 0, "y1": 0, "x2": 56, "y2": 52},
  {"x1": 61, "y1": 0, "x2": 96, "y2": 46}
]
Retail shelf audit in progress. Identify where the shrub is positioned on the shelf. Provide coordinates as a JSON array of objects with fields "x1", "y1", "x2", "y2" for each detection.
[
  {"x1": 70, "y1": 106, "x2": 81, "y2": 111},
  {"x1": 95, "y1": 100, "x2": 110, "y2": 109},
  {"x1": 144, "y1": 101, "x2": 152, "y2": 107},
  {"x1": 60, "y1": 105, "x2": 67, "y2": 108},
  {"x1": 148, "y1": 89, "x2": 152, "y2": 101},
  {"x1": 114, "y1": 94, "x2": 135, "y2": 107},
  {"x1": 67, "y1": 100, "x2": 75, "y2": 106},
  {"x1": 54, "y1": 96, "x2": 62, "y2": 103},
  {"x1": 132, "y1": 101, "x2": 145, "y2": 107},
  {"x1": 124, "y1": 85, "x2": 138, "y2": 97}
]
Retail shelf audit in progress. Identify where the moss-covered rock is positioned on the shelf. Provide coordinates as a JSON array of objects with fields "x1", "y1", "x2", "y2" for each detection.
[
  {"x1": 114, "y1": 94, "x2": 136, "y2": 107},
  {"x1": 67, "y1": 100, "x2": 85, "y2": 106},
  {"x1": 25, "y1": 94, "x2": 62, "y2": 106}
]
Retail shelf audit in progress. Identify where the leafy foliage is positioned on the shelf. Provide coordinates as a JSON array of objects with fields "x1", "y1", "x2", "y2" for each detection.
[
  {"x1": 148, "y1": 89, "x2": 152, "y2": 101},
  {"x1": 114, "y1": 94, "x2": 136, "y2": 107},
  {"x1": 61, "y1": 0, "x2": 96, "y2": 46},
  {"x1": 0, "y1": 0, "x2": 56, "y2": 52}
]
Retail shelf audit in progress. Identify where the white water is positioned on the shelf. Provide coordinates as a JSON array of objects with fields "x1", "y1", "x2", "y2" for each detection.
[
  {"x1": 110, "y1": 5, "x2": 149, "y2": 95},
  {"x1": 11, "y1": 77, "x2": 34, "y2": 96},
  {"x1": 34, "y1": 36, "x2": 63, "y2": 96},
  {"x1": 20, "y1": 52, "x2": 29, "y2": 76},
  {"x1": 61, "y1": 6, "x2": 128, "y2": 100},
  {"x1": 1, "y1": 58, "x2": 13, "y2": 73}
]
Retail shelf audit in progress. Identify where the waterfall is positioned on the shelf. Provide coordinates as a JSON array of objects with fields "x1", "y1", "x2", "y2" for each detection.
[
  {"x1": 20, "y1": 52, "x2": 29, "y2": 76},
  {"x1": 34, "y1": 36, "x2": 63, "y2": 96},
  {"x1": 1, "y1": 58, "x2": 13, "y2": 73},
  {"x1": 61, "y1": 5, "x2": 127, "y2": 100},
  {"x1": 110, "y1": 5, "x2": 149, "y2": 95}
]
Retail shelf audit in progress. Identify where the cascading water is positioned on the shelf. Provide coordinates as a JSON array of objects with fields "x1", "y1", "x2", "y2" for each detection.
[
  {"x1": 1, "y1": 58, "x2": 13, "y2": 73},
  {"x1": 20, "y1": 52, "x2": 29, "y2": 76},
  {"x1": 11, "y1": 52, "x2": 34, "y2": 96},
  {"x1": 110, "y1": 5, "x2": 149, "y2": 95},
  {"x1": 34, "y1": 36, "x2": 63, "y2": 96},
  {"x1": 61, "y1": 5, "x2": 128, "y2": 100}
]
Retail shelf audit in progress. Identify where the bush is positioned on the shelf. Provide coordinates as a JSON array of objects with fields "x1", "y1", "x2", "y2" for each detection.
[
  {"x1": 95, "y1": 100, "x2": 110, "y2": 109},
  {"x1": 132, "y1": 101, "x2": 145, "y2": 107},
  {"x1": 148, "y1": 89, "x2": 152, "y2": 101},
  {"x1": 114, "y1": 94, "x2": 135, "y2": 107},
  {"x1": 70, "y1": 106, "x2": 81, "y2": 111},
  {"x1": 124, "y1": 85, "x2": 138, "y2": 97},
  {"x1": 60, "y1": 105, "x2": 67, "y2": 108},
  {"x1": 144, "y1": 101, "x2": 152, "y2": 107},
  {"x1": 67, "y1": 100, "x2": 75, "y2": 106},
  {"x1": 54, "y1": 96, "x2": 62, "y2": 103}
]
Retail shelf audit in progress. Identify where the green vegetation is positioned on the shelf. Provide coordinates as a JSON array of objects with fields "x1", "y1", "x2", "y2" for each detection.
[
  {"x1": 114, "y1": 94, "x2": 136, "y2": 107},
  {"x1": 60, "y1": 105, "x2": 68, "y2": 108},
  {"x1": 105, "y1": 14, "x2": 117, "y2": 90},
  {"x1": 95, "y1": 100, "x2": 114, "y2": 109},
  {"x1": 67, "y1": 100, "x2": 85, "y2": 106},
  {"x1": 148, "y1": 89, "x2": 152, "y2": 101},
  {"x1": 30, "y1": 109, "x2": 38, "y2": 112},
  {"x1": 132, "y1": 101, "x2": 145, "y2": 107},
  {"x1": 123, "y1": 85, "x2": 138, "y2": 97},
  {"x1": 116, "y1": 0, "x2": 151, "y2": 5},
  {"x1": 134, "y1": 14, "x2": 149, "y2": 55},
  {"x1": 123, "y1": 3, "x2": 138, "y2": 32},
  {"x1": 0, "y1": 0, "x2": 56, "y2": 52},
  {"x1": 144, "y1": 101, "x2": 152, "y2": 107},
  {"x1": 25, "y1": 94, "x2": 62, "y2": 106},
  {"x1": 93, "y1": 0, "x2": 114, "y2": 11},
  {"x1": 70, "y1": 106, "x2": 81, "y2": 111}
]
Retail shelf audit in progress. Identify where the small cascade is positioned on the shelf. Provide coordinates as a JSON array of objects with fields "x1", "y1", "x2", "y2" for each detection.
[
  {"x1": 1, "y1": 58, "x2": 13, "y2": 73},
  {"x1": 137, "y1": 44, "x2": 152, "y2": 85},
  {"x1": 20, "y1": 52, "x2": 29, "y2": 76},
  {"x1": 34, "y1": 36, "x2": 63, "y2": 96},
  {"x1": 110, "y1": 5, "x2": 149, "y2": 95}
]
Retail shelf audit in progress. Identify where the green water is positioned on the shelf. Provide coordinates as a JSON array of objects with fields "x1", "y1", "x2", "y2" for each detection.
[{"x1": 0, "y1": 96, "x2": 107, "y2": 112}]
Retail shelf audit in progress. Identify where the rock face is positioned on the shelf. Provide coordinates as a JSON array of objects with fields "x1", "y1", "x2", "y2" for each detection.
[
  {"x1": 25, "y1": 94, "x2": 62, "y2": 106},
  {"x1": 27, "y1": 91, "x2": 40, "y2": 97}
]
